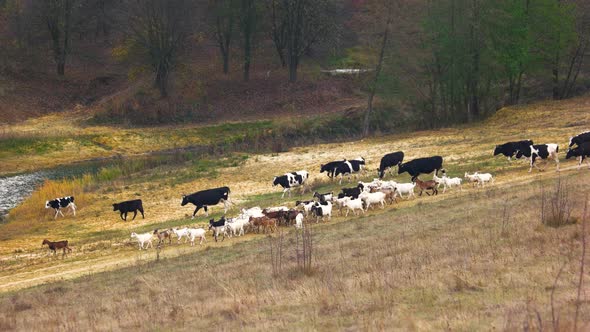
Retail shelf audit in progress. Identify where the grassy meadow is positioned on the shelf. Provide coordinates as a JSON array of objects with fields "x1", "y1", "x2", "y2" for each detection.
[{"x1": 1, "y1": 96, "x2": 590, "y2": 330}]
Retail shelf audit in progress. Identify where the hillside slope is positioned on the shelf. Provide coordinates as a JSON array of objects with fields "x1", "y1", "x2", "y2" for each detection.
[{"x1": 1, "y1": 96, "x2": 590, "y2": 329}]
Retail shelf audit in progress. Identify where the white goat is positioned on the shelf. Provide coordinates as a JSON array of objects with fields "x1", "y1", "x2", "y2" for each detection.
[
  {"x1": 394, "y1": 182, "x2": 415, "y2": 199},
  {"x1": 433, "y1": 174, "x2": 463, "y2": 193},
  {"x1": 359, "y1": 191, "x2": 386, "y2": 210},
  {"x1": 172, "y1": 227, "x2": 190, "y2": 243},
  {"x1": 298, "y1": 201, "x2": 316, "y2": 216},
  {"x1": 464, "y1": 172, "x2": 480, "y2": 187},
  {"x1": 225, "y1": 218, "x2": 245, "y2": 237},
  {"x1": 343, "y1": 197, "x2": 365, "y2": 216},
  {"x1": 475, "y1": 172, "x2": 494, "y2": 187},
  {"x1": 331, "y1": 197, "x2": 348, "y2": 216},
  {"x1": 186, "y1": 228, "x2": 206, "y2": 246},
  {"x1": 130, "y1": 232, "x2": 153, "y2": 250},
  {"x1": 295, "y1": 213, "x2": 304, "y2": 229}
]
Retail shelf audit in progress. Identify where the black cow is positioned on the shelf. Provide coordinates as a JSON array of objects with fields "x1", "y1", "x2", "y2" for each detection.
[
  {"x1": 515, "y1": 144, "x2": 559, "y2": 172},
  {"x1": 569, "y1": 131, "x2": 590, "y2": 148},
  {"x1": 378, "y1": 151, "x2": 404, "y2": 179},
  {"x1": 398, "y1": 156, "x2": 443, "y2": 181},
  {"x1": 334, "y1": 157, "x2": 365, "y2": 184},
  {"x1": 181, "y1": 187, "x2": 231, "y2": 219},
  {"x1": 45, "y1": 196, "x2": 76, "y2": 219},
  {"x1": 320, "y1": 160, "x2": 345, "y2": 179},
  {"x1": 339, "y1": 184, "x2": 363, "y2": 199},
  {"x1": 494, "y1": 140, "x2": 533, "y2": 161},
  {"x1": 566, "y1": 141, "x2": 590, "y2": 170},
  {"x1": 272, "y1": 171, "x2": 309, "y2": 198},
  {"x1": 113, "y1": 199, "x2": 144, "y2": 221}
]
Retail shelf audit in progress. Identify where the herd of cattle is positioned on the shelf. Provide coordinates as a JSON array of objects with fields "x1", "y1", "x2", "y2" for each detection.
[{"x1": 41, "y1": 131, "x2": 590, "y2": 253}]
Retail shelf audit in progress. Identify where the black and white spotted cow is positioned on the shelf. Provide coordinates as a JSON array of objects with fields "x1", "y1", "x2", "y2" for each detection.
[
  {"x1": 516, "y1": 144, "x2": 559, "y2": 172},
  {"x1": 566, "y1": 141, "x2": 590, "y2": 170},
  {"x1": 320, "y1": 160, "x2": 345, "y2": 179},
  {"x1": 494, "y1": 140, "x2": 533, "y2": 161},
  {"x1": 334, "y1": 157, "x2": 365, "y2": 184},
  {"x1": 569, "y1": 131, "x2": 590, "y2": 148},
  {"x1": 272, "y1": 170, "x2": 309, "y2": 198},
  {"x1": 378, "y1": 151, "x2": 404, "y2": 179},
  {"x1": 398, "y1": 156, "x2": 443, "y2": 181},
  {"x1": 181, "y1": 186, "x2": 231, "y2": 219},
  {"x1": 45, "y1": 196, "x2": 76, "y2": 219}
]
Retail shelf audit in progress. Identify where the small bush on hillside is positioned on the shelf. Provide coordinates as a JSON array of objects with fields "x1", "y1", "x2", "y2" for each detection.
[{"x1": 541, "y1": 177, "x2": 576, "y2": 228}]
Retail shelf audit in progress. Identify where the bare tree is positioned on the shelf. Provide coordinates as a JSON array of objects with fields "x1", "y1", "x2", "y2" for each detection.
[
  {"x1": 239, "y1": 0, "x2": 257, "y2": 81},
  {"x1": 266, "y1": 0, "x2": 288, "y2": 67},
  {"x1": 282, "y1": 0, "x2": 334, "y2": 82},
  {"x1": 128, "y1": 0, "x2": 192, "y2": 97},
  {"x1": 41, "y1": 0, "x2": 75, "y2": 76},
  {"x1": 209, "y1": 0, "x2": 237, "y2": 74}
]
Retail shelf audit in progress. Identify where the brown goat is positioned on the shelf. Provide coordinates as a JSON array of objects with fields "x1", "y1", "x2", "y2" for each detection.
[
  {"x1": 414, "y1": 178, "x2": 438, "y2": 196},
  {"x1": 153, "y1": 229, "x2": 172, "y2": 246},
  {"x1": 249, "y1": 216, "x2": 278, "y2": 234},
  {"x1": 42, "y1": 239, "x2": 72, "y2": 257}
]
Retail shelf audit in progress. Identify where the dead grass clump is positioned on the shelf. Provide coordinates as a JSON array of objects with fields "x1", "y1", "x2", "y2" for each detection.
[{"x1": 541, "y1": 177, "x2": 576, "y2": 228}]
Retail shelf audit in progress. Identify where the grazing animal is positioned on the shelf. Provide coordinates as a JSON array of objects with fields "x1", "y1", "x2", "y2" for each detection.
[
  {"x1": 45, "y1": 196, "x2": 76, "y2": 219},
  {"x1": 475, "y1": 172, "x2": 494, "y2": 186},
  {"x1": 342, "y1": 197, "x2": 365, "y2": 216},
  {"x1": 130, "y1": 232, "x2": 153, "y2": 250},
  {"x1": 516, "y1": 144, "x2": 559, "y2": 172},
  {"x1": 378, "y1": 151, "x2": 404, "y2": 179},
  {"x1": 295, "y1": 213, "x2": 304, "y2": 229},
  {"x1": 398, "y1": 156, "x2": 443, "y2": 181},
  {"x1": 296, "y1": 200, "x2": 316, "y2": 215},
  {"x1": 208, "y1": 217, "x2": 227, "y2": 242},
  {"x1": 433, "y1": 174, "x2": 462, "y2": 193},
  {"x1": 311, "y1": 201, "x2": 332, "y2": 222},
  {"x1": 272, "y1": 171, "x2": 309, "y2": 198},
  {"x1": 394, "y1": 182, "x2": 416, "y2": 199},
  {"x1": 42, "y1": 239, "x2": 72, "y2": 256},
  {"x1": 334, "y1": 158, "x2": 365, "y2": 184},
  {"x1": 248, "y1": 216, "x2": 277, "y2": 233},
  {"x1": 172, "y1": 227, "x2": 190, "y2": 243},
  {"x1": 359, "y1": 191, "x2": 387, "y2": 209},
  {"x1": 413, "y1": 178, "x2": 438, "y2": 196},
  {"x1": 340, "y1": 185, "x2": 363, "y2": 199},
  {"x1": 153, "y1": 229, "x2": 172, "y2": 246},
  {"x1": 186, "y1": 228, "x2": 206, "y2": 246},
  {"x1": 181, "y1": 186, "x2": 231, "y2": 218},
  {"x1": 566, "y1": 141, "x2": 590, "y2": 169},
  {"x1": 464, "y1": 172, "x2": 481, "y2": 187},
  {"x1": 113, "y1": 199, "x2": 144, "y2": 221},
  {"x1": 320, "y1": 160, "x2": 345, "y2": 178},
  {"x1": 493, "y1": 140, "x2": 533, "y2": 161},
  {"x1": 331, "y1": 196, "x2": 348, "y2": 216},
  {"x1": 313, "y1": 191, "x2": 333, "y2": 203},
  {"x1": 569, "y1": 131, "x2": 590, "y2": 148}
]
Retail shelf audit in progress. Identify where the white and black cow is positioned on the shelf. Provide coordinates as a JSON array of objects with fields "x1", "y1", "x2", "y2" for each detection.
[
  {"x1": 334, "y1": 157, "x2": 365, "y2": 184},
  {"x1": 398, "y1": 156, "x2": 443, "y2": 181},
  {"x1": 181, "y1": 186, "x2": 231, "y2": 219},
  {"x1": 569, "y1": 131, "x2": 590, "y2": 148},
  {"x1": 320, "y1": 160, "x2": 345, "y2": 179},
  {"x1": 378, "y1": 151, "x2": 404, "y2": 179},
  {"x1": 494, "y1": 140, "x2": 533, "y2": 161},
  {"x1": 516, "y1": 144, "x2": 559, "y2": 172},
  {"x1": 45, "y1": 196, "x2": 76, "y2": 219},
  {"x1": 272, "y1": 170, "x2": 309, "y2": 198},
  {"x1": 566, "y1": 141, "x2": 590, "y2": 170}
]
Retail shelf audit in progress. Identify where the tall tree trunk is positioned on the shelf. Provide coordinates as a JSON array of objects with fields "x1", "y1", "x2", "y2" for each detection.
[
  {"x1": 363, "y1": 12, "x2": 391, "y2": 138},
  {"x1": 552, "y1": 0, "x2": 562, "y2": 100},
  {"x1": 288, "y1": 58, "x2": 298, "y2": 83},
  {"x1": 223, "y1": 53, "x2": 230, "y2": 74}
]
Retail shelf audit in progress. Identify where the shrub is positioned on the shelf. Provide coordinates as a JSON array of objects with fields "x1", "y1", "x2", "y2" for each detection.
[{"x1": 541, "y1": 177, "x2": 575, "y2": 227}]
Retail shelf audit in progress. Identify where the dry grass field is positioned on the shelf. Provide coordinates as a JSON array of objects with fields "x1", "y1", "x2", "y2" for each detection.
[{"x1": 1, "y1": 96, "x2": 590, "y2": 330}]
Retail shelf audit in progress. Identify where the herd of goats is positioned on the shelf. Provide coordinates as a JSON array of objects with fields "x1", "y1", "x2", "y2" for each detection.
[{"x1": 40, "y1": 131, "x2": 590, "y2": 255}]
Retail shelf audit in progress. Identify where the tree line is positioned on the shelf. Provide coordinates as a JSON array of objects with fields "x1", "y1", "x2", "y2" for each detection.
[{"x1": 1, "y1": 0, "x2": 589, "y2": 132}]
